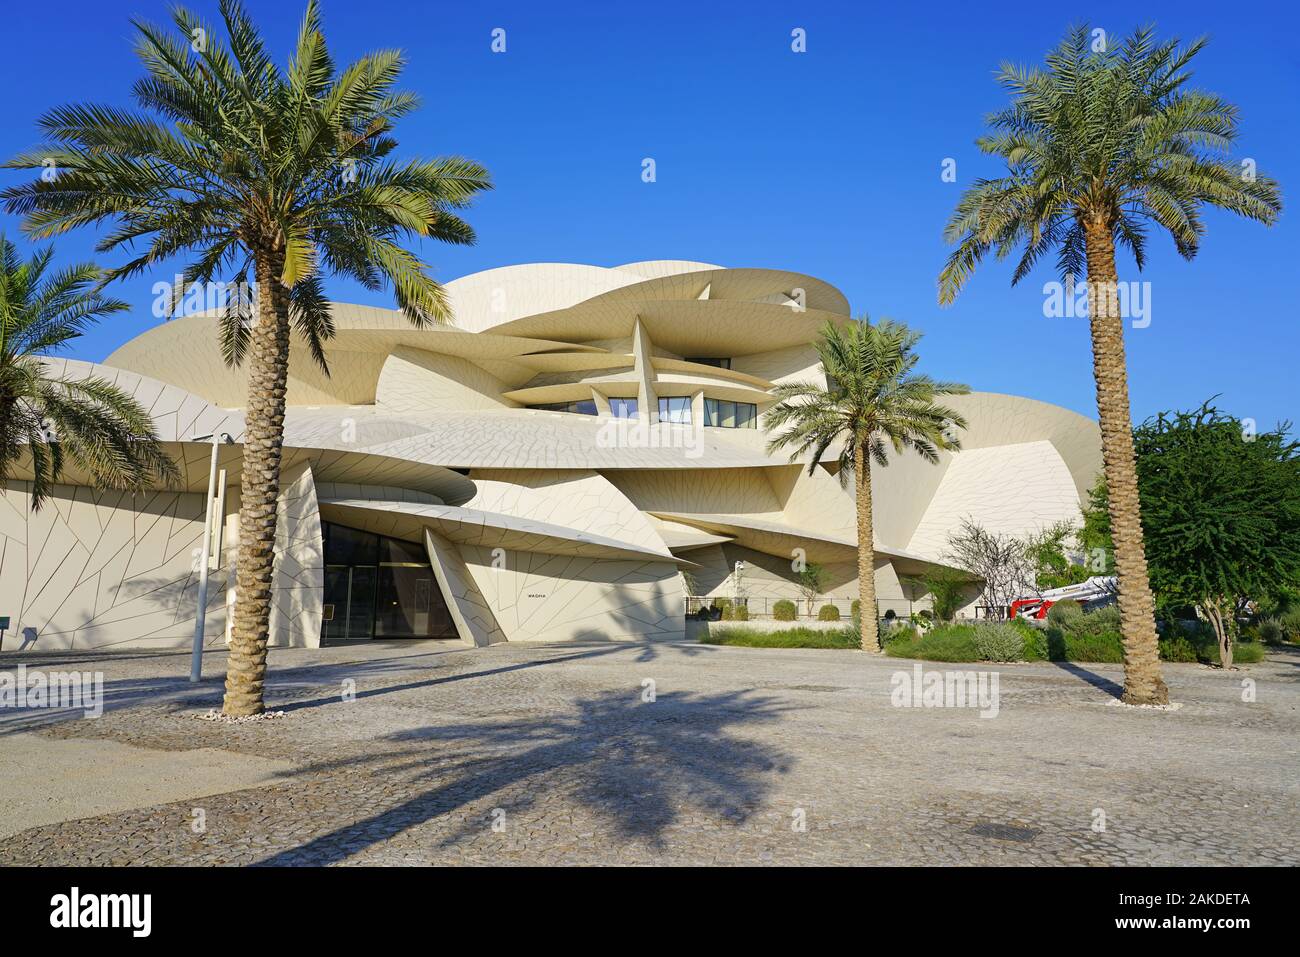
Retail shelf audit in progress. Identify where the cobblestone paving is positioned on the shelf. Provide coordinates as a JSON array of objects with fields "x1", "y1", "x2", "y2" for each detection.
[{"x1": 2, "y1": 640, "x2": 1297, "y2": 865}]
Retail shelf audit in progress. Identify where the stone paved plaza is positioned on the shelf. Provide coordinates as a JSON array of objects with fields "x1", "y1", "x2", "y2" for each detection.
[{"x1": 1, "y1": 639, "x2": 1297, "y2": 866}]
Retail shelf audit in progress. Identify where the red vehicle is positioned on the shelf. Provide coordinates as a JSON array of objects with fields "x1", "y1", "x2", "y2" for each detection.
[{"x1": 1008, "y1": 577, "x2": 1117, "y2": 620}]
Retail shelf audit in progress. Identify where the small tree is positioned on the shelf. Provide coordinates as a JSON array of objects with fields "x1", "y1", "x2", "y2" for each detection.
[
  {"x1": 797, "y1": 562, "x2": 827, "y2": 618},
  {"x1": 945, "y1": 519, "x2": 1037, "y2": 619},
  {"x1": 765, "y1": 318, "x2": 969, "y2": 651},
  {"x1": 907, "y1": 566, "x2": 971, "y2": 622},
  {"x1": 1133, "y1": 402, "x2": 1300, "y2": 668}
]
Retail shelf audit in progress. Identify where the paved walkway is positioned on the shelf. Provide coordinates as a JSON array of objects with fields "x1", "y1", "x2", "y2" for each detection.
[{"x1": 1, "y1": 640, "x2": 1296, "y2": 865}]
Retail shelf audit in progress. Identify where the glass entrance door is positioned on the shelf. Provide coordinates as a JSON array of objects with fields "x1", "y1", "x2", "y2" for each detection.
[
  {"x1": 323, "y1": 564, "x2": 377, "y2": 640},
  {"x1": 320, "y1": 522, "x2": 460, "y2": 640}
]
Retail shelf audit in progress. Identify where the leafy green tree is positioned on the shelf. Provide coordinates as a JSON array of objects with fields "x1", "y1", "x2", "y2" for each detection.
[
  {"x1": 766, "y1": 318, "x2": 969, "y2": 650},
  {"x1": 1025, "y1": 520, "x2": 1092, "y2": 590},
  {"x1": 938, "y1": 25, "x2": 1282, "y2": 704},
  {"x1": 906, "y1": 566, "x2": 972, "y2": 622},
  {"x1": 0, "y1": 237, "x2": 177, "y2": 509},
  {"x1": 3, "y1": 1, "x2": 491, "y2": 715},
  {"x1": 1132, "y1": 401, "x2": 1300, "y2": 668},
  {"x1": 1077, "y1": 475, "x2": 1114, "y2": 564}
]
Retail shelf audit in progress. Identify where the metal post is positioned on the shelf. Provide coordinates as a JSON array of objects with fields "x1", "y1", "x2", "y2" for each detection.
[{"x1": 190, "y1": 433, "x2": 225, "y2": 682}]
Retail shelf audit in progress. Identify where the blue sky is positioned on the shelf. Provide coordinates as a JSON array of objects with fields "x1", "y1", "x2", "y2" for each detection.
[{"x1": 1, "y1": 0, "x2": 1296, "y2": 426}]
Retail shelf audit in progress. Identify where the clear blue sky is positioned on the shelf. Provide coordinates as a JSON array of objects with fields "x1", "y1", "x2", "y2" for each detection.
[{"x1": 2, "y1": 0, "x2": 1296, "y2": 426}]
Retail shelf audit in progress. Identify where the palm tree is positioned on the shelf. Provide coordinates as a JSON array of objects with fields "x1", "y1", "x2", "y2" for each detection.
[
  {"x1": 937, "y1": 26, "x2": 1282, "y2": 705},
  {"x1": 766, "y1": 318, "x2": 969, "y2": 651},
  {"x1": 2, "y1": 0, "x2": 491, "y2": 715},
  {"x1": 0, "y1": 237, "x2": 177, "y2": 509}
]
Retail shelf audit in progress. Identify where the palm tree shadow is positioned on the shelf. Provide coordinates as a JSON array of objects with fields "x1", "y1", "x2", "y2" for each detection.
[
  {"x1": 254, "y1": 688, "x2": 793, "y2": 865},
  {"x1": 1051, "y1": 659, "x2": 1124, "y2": 699}
]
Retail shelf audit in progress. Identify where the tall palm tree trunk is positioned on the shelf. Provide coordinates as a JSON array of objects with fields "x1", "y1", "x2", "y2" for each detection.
[
  {"x1": 223, "y1": 250, "x2": 291, "y2": 716},
  {"x1": 1083, "y1": 218, "x2": 1169, "y2": 705},
  {"x1": 854, "y1": 444, "x2": 880, "y2": 652}
]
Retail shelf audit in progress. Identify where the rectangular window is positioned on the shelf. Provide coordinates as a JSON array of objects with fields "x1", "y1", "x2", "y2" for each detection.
[
  {"x1": 657, "y1": 396, "x2": 692, "y2": 424},
  {"x1": 609, "y1": 397, "x2": 639, "y2": 419},
  {"x1": 686, "y1": 357, "x2": 732, "y2": 369},
  {"x1": 528, "y1": 400, "x2": 597, "y2": 416},
  {"x1": 704, "y1": 397, "x2": 757, "y2": 429}
]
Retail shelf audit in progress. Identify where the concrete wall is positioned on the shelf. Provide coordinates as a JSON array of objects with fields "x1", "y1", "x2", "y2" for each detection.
[{"x1": 0, "y1": 483, "x2": 229, "y2": 651}]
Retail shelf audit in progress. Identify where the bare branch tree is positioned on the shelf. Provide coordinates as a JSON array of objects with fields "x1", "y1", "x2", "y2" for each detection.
[{"x1": 944, "y1": 519, "x2": 1038, "y2": 619}]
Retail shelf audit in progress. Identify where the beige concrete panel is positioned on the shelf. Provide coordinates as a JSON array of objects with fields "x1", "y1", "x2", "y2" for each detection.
[
  {"x1": 105, "y1": 311, "x2": 607, "y2": 407},
  {"x1": 441, "y1": 263, "x2": 639, "y2": 333},
  {"x1": 650, "y1": 358, "x2": 774, "y2": 389},
  {"x1": 906, "y1": 441, "x2": 1085, "y2": 562},
  {"x1": 267, "y1": 464, "x2": 324, "y2": 648},
  {"x1": 943, "y1": 392, "x2": 1102, "y2": 498},
  {"x1": 313, "y1": 483, "x2": 443, "y2": 506},
  {"x1": 603, "y1": 466, "x2": 785, "y2": 521},
  {"x1": 492, "y1": 300, "x2": 849, "y2": 357},
  {"x1": 374, "y1": 346, "x2": 519, "y2": 412},
  {"x1": 424, "y1": 528, "x2": 506, "y2": 647},
  {"x1": 466, "y1": 469, "x2": 671, "y2": 557},
  {"x1": 319, "y1": 499, "x2": 677, "y2": 562},
  {"x1": 652, "y1": 374, "x2": 771, "y2": 405},
  {"x1": 0, "y1": 484, "x2": 229, "y2": 651},
  {"x1": 632, "y1": 319, "x2": 659, "y2": 425},
  {"x1": 611, "y1": 259, "x2": 725, "y2": 279},
  {"x1": 763, "y1": 463, "x2": 859, "y2": 543},
  {"x1": 648, "y1": 516, "x2": 734, "y2": 552},
  {"x1": 729, "y1": 343, "x2": 828, "y2": 389},
  {"x1": 589, "y1": 265, "x2": 850, "y2": 315},
  {"x1": 865, "y1": 447, "x2": 955, "y2": 550},
  {"x1": 460, "y1": 545, "x2": 684, "y2": 642}
]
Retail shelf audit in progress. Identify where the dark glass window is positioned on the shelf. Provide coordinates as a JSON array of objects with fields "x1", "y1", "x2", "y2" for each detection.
[
  {"x1": 528, "y1": 400, "x2": 597, "y2": 415},
  {"x1": 321, "y1": 522, "x2": 457, "y2": 640},
  {"x1": 704, "y1": 397, "x2": 757, "y2": 429},
  {"x1": 324, "y1": 523, "x2": 379, "y2": 564},
  {"x1": 686, "y1": 357, "x2": 732, "y2": 369},
  {"x1": 381, "y1": 535, "x2": 428, "y2": 565}
]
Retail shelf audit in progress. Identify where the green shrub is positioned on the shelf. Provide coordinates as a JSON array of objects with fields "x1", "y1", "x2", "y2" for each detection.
[
  {"x1": 1058, "y1": 630, "x2": 1125, "y2": 663},
  {"x1": 851, "y1": 599, "x2": 860, "y2": 618},
  {"x1": 1159, "y1": 635, "x2": 1199, "y2": 662},
  {"x1": 1232, "y1": 641, "x2": 1265, "y2": 664},
  {"x1": 703, "y1": 626, "x2": 860, "y2": 649},
  {"x1": 1074, "y1": 604, "x2": 1121, "y2": 636},
  {"x1": 818, "y1": 604, "x2": 841, "y2": 621},
  {"x1": 1046, "y1": 599, "x2": 1084, "y2": 625},
  {"x1": 884, "y1": 624, "x2": 980, "y2": 661},
  {"x1": 1279, "y1": 607, "x2": 1300, "y2": 642},
  {"x1": 773, "y1": 599, "x2": 797, "y2": 621},
  {"x1": 1019, "y1": 623, "x2": 1049, "y2": 661},
  {"x1": 1257, "y1": 618, "x2": 1284, "y2": 645},
  {"x1": 972, "y1": 622, "x2": 1025, "y2": 662},
  {"x1": 732, "y1": 604, "x2": 749, "y2": 622},
  {"x1": 883, "y1": 623, "x2": 920, "y2": 643}
]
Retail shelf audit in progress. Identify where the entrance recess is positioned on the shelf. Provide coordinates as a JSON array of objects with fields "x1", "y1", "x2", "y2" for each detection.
[{"x1": 321, "y1": 522, "x2": 458, "y2": 640}]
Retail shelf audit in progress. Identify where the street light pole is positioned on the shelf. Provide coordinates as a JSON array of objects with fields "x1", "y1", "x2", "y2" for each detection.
[{"x1": 190, "y1": 432, "x2": 231, "y2": 682}]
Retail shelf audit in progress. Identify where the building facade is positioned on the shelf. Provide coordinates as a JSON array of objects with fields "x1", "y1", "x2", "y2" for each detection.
[{"x1": 0, "y1": 260, "x2": 1100, "y2": 651}]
